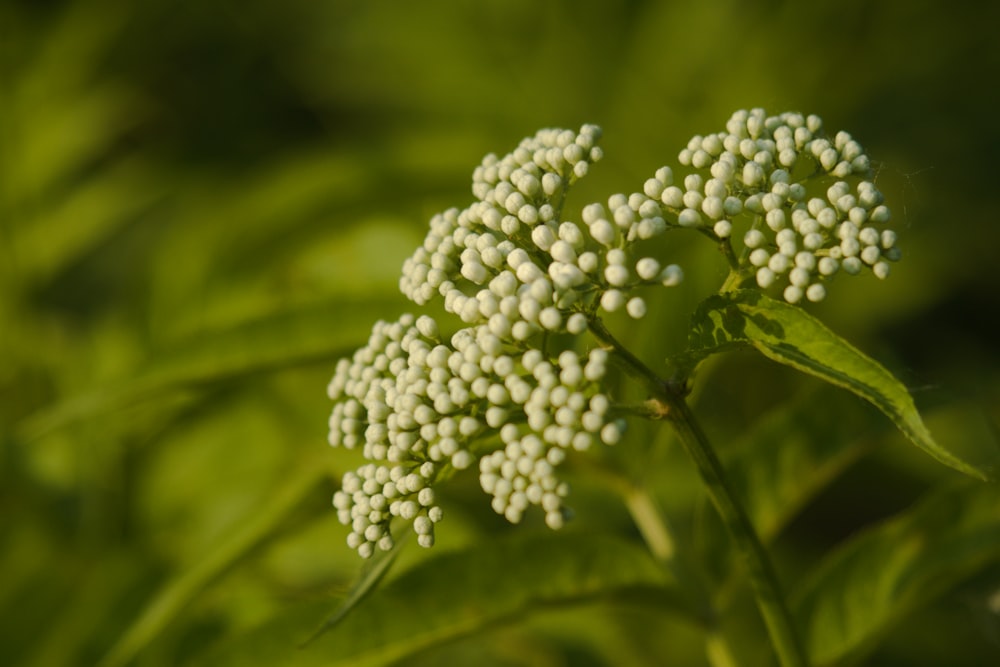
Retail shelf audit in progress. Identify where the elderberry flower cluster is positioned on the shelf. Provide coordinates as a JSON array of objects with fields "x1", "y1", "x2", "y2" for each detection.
[
  {"x1": 399, "y1": 124, "x2": 684, "y2": 338},
  {"x1": 327, "y1": 110, "x2": 902, "y2": 556},
  {"x1": 327, "y1": 313, "x2": 624, "y2": 557},
  {"x1": 652, "y1": 108, "x2": 900, "y2": 303}
]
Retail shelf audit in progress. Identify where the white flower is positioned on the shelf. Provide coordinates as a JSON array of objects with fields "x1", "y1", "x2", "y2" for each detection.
[
  {"x1": 663, "y1": 109, "x2": 901, "y2": 302},
  {"x1": 327, "y1": 314, "x2": 621, "y2": 556},
  {"x1": 328, "y1": 112, "x2": 901, "y2": 556},
  {"x1": 399, "y1": 124, "x2": 685, "y2": 342}
]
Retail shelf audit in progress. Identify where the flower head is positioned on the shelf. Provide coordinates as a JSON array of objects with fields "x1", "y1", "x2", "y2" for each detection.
[
  {"x1": 327, "y1": 111, "x2": 899, "y2": 555},
  {"x1": 327, "y1": 314, "x2": 623, "y2": 557},
  {"x1": 399, "y1": 124, "x2": 683, "y2": 337},
  {"x1": 664, "y1": 109, "x2": 899, "y2": 302}
]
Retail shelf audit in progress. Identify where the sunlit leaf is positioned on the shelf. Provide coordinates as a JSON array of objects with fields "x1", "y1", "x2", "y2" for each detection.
[
  {"x1": 793, "y1": 481, "x2": 1000, "y2": 665},
  {"x1": 682, "y1": 290, "x2": 994, "y2": 481}
]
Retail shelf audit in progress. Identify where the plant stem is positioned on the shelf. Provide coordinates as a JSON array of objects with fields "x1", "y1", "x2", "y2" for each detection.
[
  {"x1": 719, "y1": 268, "x2": 749, "y2": 294},
  {"x1": 623, "y1": 484, "x2": 676, "y2": 561},
  {"x1": 589, "y1": 317, "x2": 810, "y2": 667},
  {"x1": 706, "y1": 633, "x2": 741, "y2": 667},
  {"x1": 661, "y1": 393, "x2": 809, "y2": 667}
]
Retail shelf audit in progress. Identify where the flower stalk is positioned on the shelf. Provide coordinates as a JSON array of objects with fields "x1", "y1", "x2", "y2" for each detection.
[
  {"x1": 590, "y1": 316, "x2": 810, "y2": 667},
  {"x1": 661, "y1": 392, "x2": 810, "y2": 667}
]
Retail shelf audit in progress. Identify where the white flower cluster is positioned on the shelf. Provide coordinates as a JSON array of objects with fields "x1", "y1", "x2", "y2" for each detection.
[
  {"x1": 635, "y1": 108, "x2": 900, "y2": 302},
  {"x1": 477, "y1": 347, "x2": 622, "y2": 531},
  {"x1": 327, "y1": 113, "x2": 899, "y2": 556},
  {"x1": 399, "y1": 124, "x2": 684, "y2": 340},
  {"x1": 327, "y1": 313, "x2": 624, "y2": 557}
]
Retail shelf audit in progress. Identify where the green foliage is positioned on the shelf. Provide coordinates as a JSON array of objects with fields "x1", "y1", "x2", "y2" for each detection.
[
  {"x1": 299, "y1": 525, "x2": 410, "y2": 648},
  {"x1": 683, "y1": 290, "x2": 995, "y2": 480},
  {"x1": 197, "y1": 532, "x2": 685, "y2": 667},
  {"x1": 2, "y1": 1, "x2": 999, "y2": 666},
  {"x1": 794, "y1": 481, "x2": 1000, "y2": 665}
]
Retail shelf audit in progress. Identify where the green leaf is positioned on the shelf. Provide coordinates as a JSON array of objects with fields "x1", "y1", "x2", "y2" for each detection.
[
  {"x1": 17, "y1": 296, "x2": 405, "y2": 440},
  {"x1": 793, "y1": 481, "x2": 1000, "y2": 665},
  {"x1": 195, "y1": 531, "x2": 688, "y2": 667},
  {"x1": 683, "y1": 290, "x2": 993, "y2": 481},
  {"x1": 696, "y1": 385, "x2": 884, "y2": 584},
  {"x1": 725, "y1": 386, "x2": 883, "y2": 542},
  {"x1": 1, "y1": 4, "x2": 139, "y2": 204},
  {"x1": 299, "y1": 526, "x2": 411, "y2": 647},
  {"x1": 97, "y1": 461, "x2": 327, "y2": 667},
  {"x1": 6, "y1": 157, "x2": 163, "y2": 287}
]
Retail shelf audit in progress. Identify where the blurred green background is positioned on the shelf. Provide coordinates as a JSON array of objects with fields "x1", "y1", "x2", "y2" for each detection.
[{"x1": 2, "y1": 0, "x2": 999, "y2": 665}]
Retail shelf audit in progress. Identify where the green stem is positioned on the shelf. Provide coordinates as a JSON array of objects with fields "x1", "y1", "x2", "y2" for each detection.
[
  {"x1": 662, "y1": 394, "x2": 809, "y2": 667},
  {"x1": 706, "y1": 634, "x2": 741, "y2": 667},
  {"x1": 623, "y1": 484, "x2": 676, "y2": 561},
  {"x1": 589, "y1": 318, "x2": 810, "y2": 667},
  {"x1": 720, "y1": 268, "x2": 750, "y2": 294}
]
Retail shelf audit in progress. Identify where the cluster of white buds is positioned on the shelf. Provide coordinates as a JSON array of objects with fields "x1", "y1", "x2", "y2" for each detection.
[
  {"x1": 398, "y1": 124, "x2": 684, "y2": 339},
  {"x1": 328, "y1": 112, "x2": 901, "y2": 556},
  {"x1": 477, "y1": 347, "x2": 623, "y2": 530},
  {"x1": 633, "y1": 108, "x2": 900, "y2": 302},
  {"x1": 327, "y1": 314, "x2": 624, "y2": 557}
]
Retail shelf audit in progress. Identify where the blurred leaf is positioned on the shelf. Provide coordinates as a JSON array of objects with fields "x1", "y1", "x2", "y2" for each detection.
[
  {"x1": 8, "y1": 157, "x2": 164, "y2": 286},
  {"x1": 1, "y1": 4, "x2": 138, "y2": 201},
  {"x1": 18, "y1": 297, "x2": 404, "y2": 440},
  {"x1": 682, "y1": 290, "x2": 994, "y2": 481},
  {"x1": 98, "y1": 460, "x2": 327, "y2": 667},
  {"x1": 19, "y1": 551, "x2": 151, "y2": 667},
  {"x1": 152, "y1": 215, "x2": 421, "y2": 344},
  {"x1": 793, "y1": 481, "x2": 1000, "y2": 665},
  {"x1": 300, "y1": 526, "x2": 410, "y2": 647},
  {"x1": 142, "y1": 152, "x2": 425, "y2": 345},
  {"x1": 135, "y1": 392, "x2": 297, "y2": 562},
  {"x1": 693, "y1": 385, "x2": 884, "y2": 584},
  {"x1": 724, "y1": 386, "x2": 881, "y2": 543},
  {"x1": 519, "y1": 602, "x2": 712, "y2": 667},
  {"x1": 148, "y1": 150, "x2": 373, "y2": 294},
  {"x1": 195, "y1": 531, "x2": 686, "y2": 667}
]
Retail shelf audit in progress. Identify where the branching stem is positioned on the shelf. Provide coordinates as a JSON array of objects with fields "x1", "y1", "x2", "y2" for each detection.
[{"x1": 588, "y1": 317, "x2": 811, "y2": 667}]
